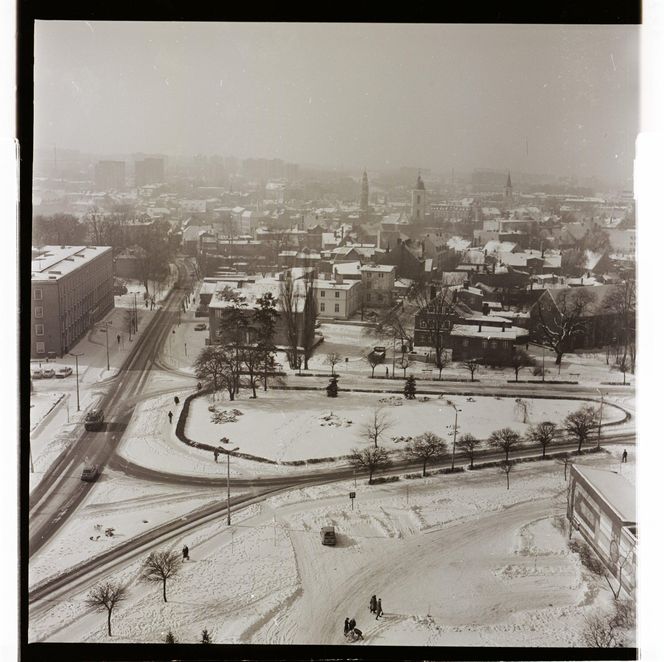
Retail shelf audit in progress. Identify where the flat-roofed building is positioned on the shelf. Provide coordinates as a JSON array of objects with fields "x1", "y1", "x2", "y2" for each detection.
[{"x1": 31, "y1": 245, "x2": 114, "y2": 358}]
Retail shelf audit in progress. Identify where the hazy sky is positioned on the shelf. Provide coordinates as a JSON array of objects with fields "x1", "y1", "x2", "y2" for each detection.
[{"x1": 34, "y1": 22, "x2": 639, "y2": 183}]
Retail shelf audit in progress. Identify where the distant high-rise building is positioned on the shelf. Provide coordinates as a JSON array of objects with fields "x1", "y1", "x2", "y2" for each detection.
[
  {"x1": 135, "y1": 157, "x2": 165, "y2": 187},
  {"x1": 360, "y1": 170, "x2": 369, "y2": 215},
  {"x1": 411, "y1": 172, "x2": 426, "y2": 222},
  {"x1": 95, "y1": 160, "x2": 125, "y2": 190}
]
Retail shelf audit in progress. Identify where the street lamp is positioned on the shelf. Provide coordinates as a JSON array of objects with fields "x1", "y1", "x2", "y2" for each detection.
[
  {"x1": 227, "y1": 446, "x2": 240, "y2": 525},
  {"x1": 97, "y1": 320, "x2": 113, "y2": 371},
  {"x1": 446, "y1": 400, "x2": 461, "y2": 470},
  {"x1": 68, "y1": 351, "x2": 84, "y2": 411},
  {"x1": 596, "y1": 388, "x2": 603, "y2": 449}
]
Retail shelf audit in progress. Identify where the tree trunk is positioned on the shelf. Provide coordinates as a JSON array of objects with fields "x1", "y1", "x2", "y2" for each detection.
[
  {"x1": 368, "y1": 469, "x2": 373, "y2": 484},
  {"x1": 577, "y1": 437, "x2": 583, "y2": 453},
  {"x1": 371, "y1": 366, "x2": 375, "y2": 378},
  {"x1": 514, "y1": 369, "x2": 518, "y2": 382},
  {"x1": 555, "y1": 351, "x2": 563, "y2": 365},
  {"x1": 163, "y1": 579, "x2": 168, "y2": 602},
  {"x1": 506, "y1": 473, "x2": 510, "y2": 490},
  {"x1": 107, "y1": 609, "x2": 112, "y2": 637},
  {"x1": 251, "y1": 380, "x2": 257, "y2": 398},
  {"x1": 469, "y1": 455, "x2": 474, "y2": 469},
  {"x1": 542, "y1": 446, "x2": 546, "y2": 458},
  {"x1": 422, "y1": 460, "x2": 427, "y2": 477}
]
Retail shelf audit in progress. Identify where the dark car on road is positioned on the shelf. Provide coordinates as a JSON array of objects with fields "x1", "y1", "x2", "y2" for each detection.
[
  {"x1": 84, "y1": 409, "x2": 105, "y2": 431},
  {"x1": 81, "y1": 464, "x2": 100, "y2": 482},
  {"x1": 371, "y1": 346, "x2": 386, "y2": 362},
  {"x1": 320, "y1": 526, "x2": 337, "y2": 546}
]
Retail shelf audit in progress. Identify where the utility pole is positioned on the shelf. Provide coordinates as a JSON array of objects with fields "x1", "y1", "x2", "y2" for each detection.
[
  {"x1": 68, "y1": 351, "x2": 84, "y2": 411},
  {"x1": 227, "y1": 446, "x2": 239, "y2": 525},
  {"x1": 446, "y1": 400, "x2": 460, "y2": 470},
  {"x1": 596, "y1": 388, "x2": 603, "y2": 449}
]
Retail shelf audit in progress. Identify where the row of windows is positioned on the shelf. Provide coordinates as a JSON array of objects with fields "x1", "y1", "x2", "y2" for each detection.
[
  {"x1": 319, "y1": 290, "x2": 341, "y2": 298},
  {"x1": 320, "y1": 303, "x2": 340, "y2": 313},
  {"x1": 460, "y1": 339, "x2": 510, "y2": 349}
]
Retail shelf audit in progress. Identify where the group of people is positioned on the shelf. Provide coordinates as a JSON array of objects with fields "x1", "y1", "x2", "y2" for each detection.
[
  {"x1": 343, "y1": 595, "x2": 385, "y2": 642},
  {"x1": 343, "y1": 617, "x2": 363, "y2": 641},
  {"x1": 369, "y1": 595, "x2": 383, "y2": 619}
]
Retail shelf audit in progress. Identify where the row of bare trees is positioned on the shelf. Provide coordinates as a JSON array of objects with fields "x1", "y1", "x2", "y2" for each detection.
[
  {"x1": 348, "y1": 404, "x2": 601, "y2": 485},
  {"x1": 279, "y1": 271, "x2": 318, "y2": 370}
]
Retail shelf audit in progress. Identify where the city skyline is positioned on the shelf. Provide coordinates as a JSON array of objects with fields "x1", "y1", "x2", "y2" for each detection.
[{"x1": 34, "y1": 22, "x2": 638, "y2": 188}]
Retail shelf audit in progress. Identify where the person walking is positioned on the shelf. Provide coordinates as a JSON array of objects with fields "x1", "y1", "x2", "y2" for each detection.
[
  {"x1": 344, "y1": 618, "x2": 350, "y2": 636},
  {"x1": 622, "y1": 449, "x2": 628, "y2": 463},
  {"x1": 168, "y1": 410, "x2": 173, "y2": 424},
  {"x1": 213, "y1": 449, "x2": 219, "y2": 463},
  {"x1": 182, "y1": 544, "x2": 189, "y2": 561},
  {"x1": 348, "y1": 617, "x2": 356, "y2": 632},
  {"x1": 375, "y1": 598, "x2": 383, "y2": 619},
  {"x1": 385, "y1": 366, "x2": 389, "y2": 378},
  {"x1": 369, "y1": 595, "x2": 377, "y2": 614},
  {"x1": 174, "y1": 396, "x2": 180, "y2": 406}
]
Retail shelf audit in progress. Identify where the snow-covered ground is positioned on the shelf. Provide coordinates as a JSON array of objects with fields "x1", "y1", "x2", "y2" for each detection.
[
  {"x1": 29, "y1": 447, "x2": 635, "y2": 646},
  {"x1": 184, "y1": 389, "x2": 625, "y2": 463}
]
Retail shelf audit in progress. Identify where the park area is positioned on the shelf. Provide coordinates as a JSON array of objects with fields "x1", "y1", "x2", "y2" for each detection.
[{"x1": 184, "y1": 389, "x2": 625, "y2": 463}]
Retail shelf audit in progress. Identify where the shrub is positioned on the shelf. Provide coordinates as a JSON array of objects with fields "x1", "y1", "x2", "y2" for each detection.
[{"x1": 371, "y1": 475, "x2": 400, "y2": 484}]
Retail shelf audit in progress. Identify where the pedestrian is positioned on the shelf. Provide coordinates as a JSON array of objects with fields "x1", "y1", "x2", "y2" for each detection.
[
  {"x1": 385, "y1": 366, "x2": 389, "y2": 378},
  {"x1": 353, "y1": 627, "x2": 364, "y2": 640},
  {"x1": 344, "y1": 618, "x2": 350, "y2": 635},
  {"x1": 369, "y1": 594, "x2": 377, "y2": 614},
  {"x1": 213, "y1": 449, "x2": 219, "y2": 463},
  {"x1": 622, "y1": 449, "x2": 628, "y2": 463},
  {"x1": 116, "y1": 334, "x2": 121, "y2": 345},
  {"x1": 145, "y1": 299, "x2": 149, "y2": 308},
  {"x1": 197, "y1": 381, "x2": 202, "y2": 391},
  {"x1": 182, "y1": 544, "x2": 189, "y2": 561},
  {"x1": 174, "y1": 396, "x2": 180, "y2": 406},
  {"x1": 375, "y1": 598, "x2": 383, "y2": 619},
  {"x1": 348, "y1": 617, "x2": 356, "y2": 631},
  {"x1": 168, "y1": 410, "x2": 173, "y2": 424}
]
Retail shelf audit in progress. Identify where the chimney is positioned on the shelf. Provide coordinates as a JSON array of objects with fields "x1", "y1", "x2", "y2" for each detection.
[
  {"x1": 335, "y1": 272, "x2": 343, "y2": 284},
  {"x1": 478, "y1": 322, "x2": 482, "y2": 332},
  {"x1": 501, "y1": 322, "x2": 505, "y2": 332},
  {"x1": 463, "y1": 281, "x2": 469, "y2": 290}
]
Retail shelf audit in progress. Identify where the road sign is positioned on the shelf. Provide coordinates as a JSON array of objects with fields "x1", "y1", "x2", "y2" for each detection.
[
  {"x1": 349, "y1": 492, "x2": 356, "y2": 499},
  {"x1": 349, "y1": 491, "x2": 356, "y2": 511}
]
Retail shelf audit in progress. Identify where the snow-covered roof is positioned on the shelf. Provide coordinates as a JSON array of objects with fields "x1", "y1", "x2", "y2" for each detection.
[
  {"x1": 450, "y1": 324, "x2": 528, "y2": 340},
  {"x1": 573, "y1": 466, "x2": 636, "y2": 524},
  {"x1": 360, "y1": 264, "x2": 395, "y2": 273},
  {"x1": 31, "y1": 245, "x2": 112, "y2": 281},
  {"x1": 485, "y1": 240, "x2": 517, "y2": 254},
  {"x1": 333, "y1": 262, "x2": 362, "y2": 276},
  {"x1": 447, "y1": 237, "x2": 471, "y2": 252},
  {"x1": 314, "y1": 278, "x2": 360, "y2": 291}
]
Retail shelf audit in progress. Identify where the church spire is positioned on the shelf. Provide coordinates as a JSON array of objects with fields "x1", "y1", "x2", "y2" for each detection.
[{"x1": 360, "y1": 169, "x2": 369, "y2": 214}]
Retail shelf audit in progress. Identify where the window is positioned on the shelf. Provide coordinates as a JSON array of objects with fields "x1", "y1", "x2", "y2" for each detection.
[
  {"x1": 34, "y1": 288, "x2": 43, "y2": 300},
  {"x1": 482, "y1": 340, "x2": 488, "y2": 349},
  {"x1": 35, "y1": 324, "x2": 44, "y2": 336},
  {"x1": 320, "y1": 290, "x2": 325, "y2": 297},
  {"x1": 35, "y1": 342, "x2": 45, "y2": 354},
  {"x1": 490, "y1": 341, "x2": 497, "y2": 349},
  {"x1": 334, "y1": 304, "x2": 340, "y2": 313},
  {"x1": 320, "y1": 302, "x2": 325, "y2": 312},
  {"x1": 334, "y1": 291, "x2": 340, "y2": 298},
  {"x1": 35, "y1": 306, "x2": 43, "y2": 319},
  {"x1": 462, "y1": 339, "x2": 469, "y2": 347}
]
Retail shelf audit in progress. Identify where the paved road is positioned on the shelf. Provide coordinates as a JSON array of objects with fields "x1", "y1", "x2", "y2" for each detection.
[{"x1": 28, "y1": 259, "x2": 195, "y2": 558}]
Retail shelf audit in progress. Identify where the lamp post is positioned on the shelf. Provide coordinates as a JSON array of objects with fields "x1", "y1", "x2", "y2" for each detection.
[
  {"x1": 446, "y1": 400, "x2": 461, "y2": 470},
  {"x1": 541, "y1": 343, "x2": 545, "y2": 383},
  {"x1": 227, "y1": 446, "x2": 240, "y2": 525},
  {"x1": 132, "y1": 292, "x2": 138, "y2": 333},
  {"x1": 596, "y1": 388, "x2": 603, "y2": 449},
  {"x1": 68, "y1": 351, "x2": 83, "y2": 411},
  {"x1": 97, "y1": 320, "x2": 113, "y2": 371}
]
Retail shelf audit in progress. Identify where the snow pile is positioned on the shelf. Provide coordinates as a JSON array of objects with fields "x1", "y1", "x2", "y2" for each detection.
[{"x1": 210, "y1": 408, "x2": 244, "y2": 425}]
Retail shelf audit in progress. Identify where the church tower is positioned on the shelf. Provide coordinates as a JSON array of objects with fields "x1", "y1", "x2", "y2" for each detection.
[
  {"x1": 411, "y1": 172, "x2": 426, "y2": 222},
  {"x1": 360, "y1": 170, "x2": 369, "y2": 217},
  {"x1": 505, "y1": 170, "x2": 513, "y2": 207}
]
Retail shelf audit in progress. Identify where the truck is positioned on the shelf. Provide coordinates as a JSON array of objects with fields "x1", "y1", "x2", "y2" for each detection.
[
  {"x1": 84, "y1": 409, "x2": 105, "y2": 431},
  {"x1": 320, "y1": 526, "x2": 337, "y2": 546}
]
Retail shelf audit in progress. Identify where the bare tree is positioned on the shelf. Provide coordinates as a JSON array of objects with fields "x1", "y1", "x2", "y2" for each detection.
[
  {"x1": 533, "y1": 288, "x2": 596, "y2": 366},
  {"x1": 279, "y1": 275, "x2": 300, "y2": 369},
  {"x1": 85, "y1": 580, "x2": 127, "y2": 637},
  {"x1": 349, "y1": 446, "x2": 391, "y2": 484},
  {"x1": 612, "y1": 355, "x2": 630, "y2": 385},
  {"x1": 364, "y1": 350, "x2": 382, "y2": 378},
  {"x1": 241, "y1": 346, "x2": 264, "y2": 398},
  {"x1": 141, "y1": 550, "x2": 182, "y2": 603},
  {"x1": 564, "y1": 405, "x2": 599, "y2": 452},
  {"x1": 463, "y1": 359, "x2": 479, "y2": 382},
  {"x1": 364, "y1": 408, "x2": 393, "y2": 448},
  {"x1": 194, "y1": 346, "x2": 228, "y2": 394},
  {"x1": 325, "y1": 352, "x2": 342, "y2": 376},
  {"x1": 513, "y1": 397, "x2": 531, "y2": 424},
  {"x1": 511, "y1": 348, "x2": 535, "y2": 382},
  {"x1": 457, "y1": 433, "x2": 479, "y2": 469},
  {"x1": 404, "y1": 432, "x2": 447, "y2": 476},
  {"x1": 301, "y1": 272, "x2": 318, "y2": 370},
  {"x1": 488, "y1": 428, "x2": 521, "y2": 462},
  {"x1": 499, "y1": 460, "x2": 513, "y2": 490},
  {"x1": 398, "y1": 355, "x2": 411, "y2": 379},
  {"x1": 603, "y1": 278, "x2": 636, "y2": 371},
  {"x1": 527, "y1": 421, "x2": 558, "y2": 458}
]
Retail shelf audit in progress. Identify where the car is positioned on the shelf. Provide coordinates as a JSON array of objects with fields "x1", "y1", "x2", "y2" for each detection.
[
  {"x1": 56, "y1": 366, "x2": 73, "y2": 378},
  {"x1": 30, "y1": 367, "x2": 43, "y2": 379},
  {"x1": 42, "y1": 368, "x2": 55, "y2": 378},
  {"x1": 320, "y1": 526, "x2": 337, "y2": 546},
  {"x1": 194, "y1": 323, "x2": 207, "y2": 331},
  {"x1": 81, "y1": 464, "x2": 100, "y2": 482},
  {"x1": 314, "y1": 320, "x2": 321, "y2": 329},
  {"x1": 371, "y1": 346, "x2": 386, "y2": 361},
  {"x1": 84, "y1": 409, "x2": 105, "y2": 431}
]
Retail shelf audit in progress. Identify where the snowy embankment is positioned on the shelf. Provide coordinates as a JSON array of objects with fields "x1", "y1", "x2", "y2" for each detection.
[{"x1": 29, "y1": 448, "x2": 635, "y2": 646}]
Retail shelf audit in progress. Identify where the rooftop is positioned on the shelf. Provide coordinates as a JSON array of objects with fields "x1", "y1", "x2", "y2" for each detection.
[
  {"x1": 31, "y1": 245, "x2": 112, "y2": 282},
  {"x1": 573, "y1": 466, "x2": 636, "y2": 524}
]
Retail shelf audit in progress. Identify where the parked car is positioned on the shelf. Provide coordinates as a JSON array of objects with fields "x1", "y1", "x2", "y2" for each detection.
[
  {"x1": 320, "y1": 526, "x2": 337, "y2": 546},
  {"x1": 194, "y1": 323, "x2": 207, "y2": 331},
  {"x1": 30, "y1": 367, "x2": 44, "y2": 379},
  {"x1": 84, "y1": 409, "x2": 105, "y2": 431},
  {"x1": 81, "y1": 464, "x2": 100, "y2": 482},
  {"x1": 56, "y1": 366, "x2": 73, "y2": 378},
  {"x1": 42, "y1": 368, "x2": 55, "y2": 378},
  {"x1": 372, "y1": 346, "x2": 386, "y2": 362}
]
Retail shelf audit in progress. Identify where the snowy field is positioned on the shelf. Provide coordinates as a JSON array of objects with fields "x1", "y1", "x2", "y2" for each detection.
[
  {"x1": 185, "y1": 390, "x2": 626, "y2": 462},
  {"x1": 29, "y1": 447, "x2": 635, "y2": 646}
]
